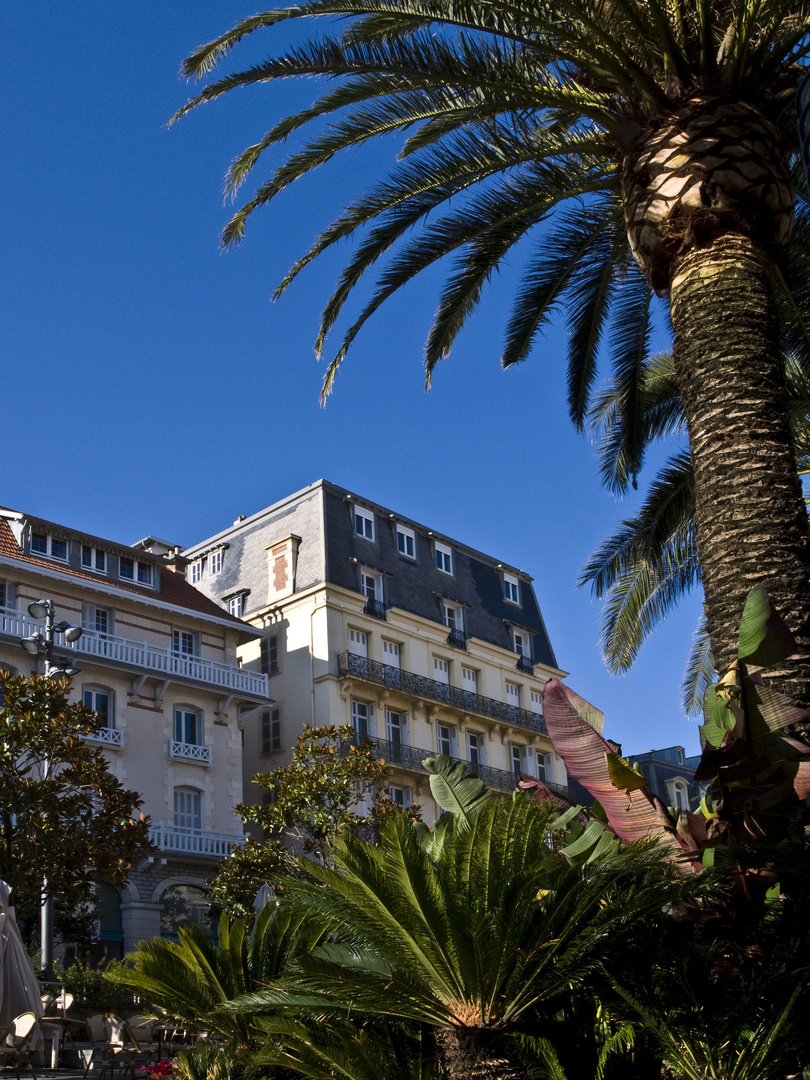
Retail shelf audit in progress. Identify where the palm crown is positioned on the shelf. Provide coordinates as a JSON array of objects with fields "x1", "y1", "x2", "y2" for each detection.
[{"x1": 176, "y1": 0, "x2": 810, "y2": 701}]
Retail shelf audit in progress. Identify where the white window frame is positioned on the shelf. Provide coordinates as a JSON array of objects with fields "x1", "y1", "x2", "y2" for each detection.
[
  {"x1": 83, "y1": 685, "x2": 114, "y2": 730},
  {"x1": 530, "y1": 690, "x2": 543, "y2": 716},
  {"x1": 0, "y1": 579, "x2": 15, "y2": 611},
  {"x1": 511, "y1": 743, "x2": 538, "y2": 778},
  {"x1": 396, "y1": 524, "x2": 416, "y2": 559},
  {"x1": 81, "y1": 545, "x2": 107, "y2": 574},
  {"x1": 443, "y1": 601, "x2": 463, "y2": 631},
  {"x1": 513, "y1": 629, "x2": 532, "y2": 657},
  {"x1": 348, "y1": 628, "x2": 368, "y2": 657},
  {"x1": 174, "y1": 706, "x2": 203, "y2": 747},
  {"x1": 506, "y1": 682, "x2": 521, "y2": 711},
  {"x1": 82, "y1": 604, "x2": 114, "y2": 636},
  {"x1": 351, "y1": 699, "x2": 377, "y2": 739},
  {"x1": 31, "y1": 532, "x2": 68, "y2": 562},
  {"x1": 360, "y1": 567, "x2": 384, "y2": 602},
  {"x1": 119, "y1": 556, "x2": 154, "y2": 587},
  {"x1": 228, "y1": 593, "x2": 247, "y2": 618},
  {"x1": 666, "y1": 778, "x2": 690, "y2": 813},
  {"x1": 466, "y1": 731, "x2": 486, "y2": 768},
  {"x1": 174, "y1": 787, "x2": 202, "y2": 832},
  {"x1": 189, "y1": 558, "x2": 206, "y2": 585},
  {"x1": 435, "y1": 542, "x2": 453, "y2": 575},
  {"x1": 172, "y1": 629, "x2": 200, "y2": 657},
  {"x1": 354, "y1": 506, "x2": 375, "y2": 541},
  {"x1": 437, "y1": 723, "x2": 458, "y2": 758},
  {"x1": 385, "y1": 708, "x2": 408, "y2": 746},
  {"x1": 462, "y1": 666, "x2": 478, "y2": 693},
  {"x1": 209, "y1": 549, "x2": 223, "y2": 575},
  {"x1": 503, "y1": 573, "x2": 520, "y2": 604}
]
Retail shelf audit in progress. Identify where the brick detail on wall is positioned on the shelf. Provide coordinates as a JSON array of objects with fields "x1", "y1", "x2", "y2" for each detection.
[{"x1": 266, "y1": 534, "x2": 301, "y2": 604}]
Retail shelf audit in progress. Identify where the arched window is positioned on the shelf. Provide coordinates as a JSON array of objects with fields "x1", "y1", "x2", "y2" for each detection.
[
  {"x1": 666, "y1": 778, "x2": 691, "y2": 813},
  {"x1": 160, "y1": 884, "x2": 212, "y2": 941}
]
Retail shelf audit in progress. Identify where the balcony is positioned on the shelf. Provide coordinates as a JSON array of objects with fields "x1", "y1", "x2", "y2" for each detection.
[
  {"x1": 84, "y1": 727, "x2": 124, "y2": 748},
  {"x1": 170, "y1": 740, "x2": 212, "y2": 764},
  {"x1": 363, "y1": 598, "x2": 387, "y2": 620},
  {"x1": 148, "y1": 821, "x2": 244, "y2": 858},
  {"x1": 338, "y1": 652, "x2": 547, "y2": 734},
  {"x1": 341, "y1": 733, "x2": 573, "y2": 799},
  {"x1": 445, "y1": 628, "x2": 467, "y2": 649},
  {"x1": 516, "y1": 655, "x2": 534, "y2": 674},
  {"x1": 0, "y1": 606, "x2": 269, "y2": 698}
]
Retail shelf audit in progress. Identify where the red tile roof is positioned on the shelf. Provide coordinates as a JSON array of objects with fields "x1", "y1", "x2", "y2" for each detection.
[{"x1": 0, "y1": 516, "x2": 250, "y2": 630}]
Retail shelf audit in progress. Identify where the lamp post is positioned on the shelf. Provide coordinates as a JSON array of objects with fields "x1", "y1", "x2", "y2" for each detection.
[{"x1": 19, "y1": 599, "x2": 82, "y2": 981}]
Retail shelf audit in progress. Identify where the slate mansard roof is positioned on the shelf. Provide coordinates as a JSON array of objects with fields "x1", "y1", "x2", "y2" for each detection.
[{"x1": 183, "y1": 480, "x2": 559, "y2": 668}]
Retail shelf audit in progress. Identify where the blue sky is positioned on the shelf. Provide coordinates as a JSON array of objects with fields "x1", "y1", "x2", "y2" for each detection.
[{"x1": 2, "y1": 1, "x2": 703, "y2": 756}]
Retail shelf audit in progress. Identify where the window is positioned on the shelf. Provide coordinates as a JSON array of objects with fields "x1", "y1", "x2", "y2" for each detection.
[
  {"x1": 462, "y1": 666, "x2": 478, "y2": 694},
  {"x1": 352, "y1": 699, "x2": 376, "y2": 740},
  {"x1": 437, "y1": 723, "x2": 457, "y2": 758},
  {"x1": 506, "y1": 682, "x2": 521, "y2": 710},
  {"x1": 467, "y1": 731, "x2": 486, "y2": 768},
  {"x1": 396, "y1": 524, "x2": 416, "y2": 558},
  {"x1": 120, "y1": 557, "x2": 154, "y2": 587},
  {"x1": 228, "y1": 594, "x2": 246, "y2": 618},
  {"x1": 511, "y1": 743, "x2": 537, "y2": 779},
  {"x1": 503, "y1": 573, "x2": 520, "y2": 604},
  {"x1": 389, "y1": 785, "x2": 413, "y2": 807},
  {"x1": 174, "y1": 707, "x2": 202, "y2": 746},
  {"x1": 433, "y1": 657, "x2": 449, "y2": 684},
  {"x1": 382, "y1": 640, "x2": 400, "y2": 668},
  {"x1": 209, "y1": 549, "x2": 223, "y2": 575},
  {"x1": 530, "y1": 690, "x2": 543, "y2": 717},
  {"x1": 513, "y1": 630, "x2": 531, "y2": 657},
  {"x1": 81, "y1": 545, "x2": 107, "y2": 573},
  {"x1": 360, "y1": 567, "x2": 383, "y2": 602},
  {"x1": 435, "y1": 542, "x2": 453, "y2": 575},
  {"x1": 386, "y1": 709, "x2": 408, "y2": 761},
  {"x1": 537, "y1": 753, "x2": 553, "y2": 783},
  {"x1": 83, "y1": 687, "x2": 113, "y2": 728},
  {"x1": 172, "y1": 629, "x2": 199, "y2": 657},
  {"x1": 189, "y1": 558, "x2": 206, "y2": 585},
  {"x1": 31, "y1": 532, "x2": 68, "y2": 561},
  {"x1": 348, "y1": 628, "x2": 368, "y2": 657},
  {"x1": 261, "y1": 634, "x2": 280, "y2": 675},
  {"x1": 83, "y1": 604, "x2": 113, "y2": 636},
  {"x1": 354, "y1": 506, "x2": 375, "y2": 541},
  {"x1": 0, "y1": 579, "x2": 14, "y2": 611},
  {"x1": 666, "y1": 779, "x2": 690, "y2": 813},
  {"x1": 261, "y1": 707, "x2": 282, "y2": 754},
  {"x1": 442, "y1": 602, "x2": 464, "y2": 633},
  {"x1": 174, "y1": 788, "x2": 202, "y2": 831}
]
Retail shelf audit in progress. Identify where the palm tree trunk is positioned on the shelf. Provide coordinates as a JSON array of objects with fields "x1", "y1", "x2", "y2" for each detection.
[
  {"x1": 669, "y1": 231, "x2": 810, "y2": 711},
  {"x1": 438, "y1": 1028, "x2": 529, "y2": 1080}
]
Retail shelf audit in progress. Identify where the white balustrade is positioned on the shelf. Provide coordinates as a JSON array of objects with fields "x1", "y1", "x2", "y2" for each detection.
[
  {"x1": 0, "y1": 606, "x2": 268, "y2": 697},
  {"x1": 83, "y1": 727, "x2": 124, "y2": 748},
  {"x1": 169, "y1": 739, "x2": 212, "y2": 764},
  {"x1": 148, "y1": 821, "x2": 245, "y2": 858}
]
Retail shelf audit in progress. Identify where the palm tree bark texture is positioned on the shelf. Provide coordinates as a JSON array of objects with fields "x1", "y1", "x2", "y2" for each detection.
[{"x1": 670, "y1": 232, "x2": 810, "y2": 701}]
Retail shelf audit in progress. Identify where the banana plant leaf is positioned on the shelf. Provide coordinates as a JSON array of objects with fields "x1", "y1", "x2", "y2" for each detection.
[{"x1": 543, "y1": 680, "x2": 700, "y2": 870}]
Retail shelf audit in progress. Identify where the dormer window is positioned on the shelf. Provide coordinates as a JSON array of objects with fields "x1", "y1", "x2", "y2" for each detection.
[
  {"x1": 513, "y1": 629, "x2": 532, "y2": 658},
  {"x1": 396, "y1": 524, "x2": 416, "y2": 558},
  {"x1": 81, "y1": 545, "x2": 107, "y2": 573},
  {"x1": 503, "y1": 573, "x2": 520, "y2": 604},
  {"x1": 435, "y1": 542, "x2": 453, "y2": 575},
  {"x1": 354, "y1": 506, "x2": 375, "y2": 541},
  {"x1": 31, "y1": 532, "x2": 68, "y2": 562},
  {"x1": 119, "y1": 557, "x2": 154, "y2": 587}
]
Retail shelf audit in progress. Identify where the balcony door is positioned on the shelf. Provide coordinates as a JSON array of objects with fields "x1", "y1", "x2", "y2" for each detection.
[
  {"x1": 349, "y1": 628, "x2": 368, "y2": 658},
  {"x1": 174, "y1": 788, "x2": 202, "y2": 834},
  {"x1": 382, "y1": 640, "x2": 401, "y2": 686},
  {"x1": 386, "y1": 709, "x2": 408, "y2": 762}
]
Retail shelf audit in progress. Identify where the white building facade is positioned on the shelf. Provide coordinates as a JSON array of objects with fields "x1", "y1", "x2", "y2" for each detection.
[
  {"x1": 0, "y1": 509, "x2": 270, "y2": 955},
  {"x1": 183, "y1": 481, "x2": 585, "y2": 820}
]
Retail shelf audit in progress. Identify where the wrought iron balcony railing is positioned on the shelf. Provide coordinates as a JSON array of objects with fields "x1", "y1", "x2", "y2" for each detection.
[
  {"x1": 445, "y1": 628, "x2": 467, "y2": 649},
  {"x1": 363, "y1": 598, "x2": 387, "y2": 620},
  {"x1": 338, "y1": 651, "x2": 546, "y2": 734},
  {"x1": 0, "y1": 605, "x2": 269, "y2": 698},
  {"x1": 516, "y1": 655, "x2": 534, "y2": 674},
  {"x1": 341, "y1": 733, "x2": 573, "y2": 799},
  {"x1": 148, "y1": 822, "x2": 244, "y2": 858}
]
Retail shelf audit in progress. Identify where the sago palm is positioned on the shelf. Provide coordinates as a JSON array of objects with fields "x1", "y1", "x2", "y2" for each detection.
[
  {"x1": 174, "y1": 0, "x2": 810, "y2": 703},
  {"x1": 229, "y1": 798, "x2": 698, "y2": 1080}
]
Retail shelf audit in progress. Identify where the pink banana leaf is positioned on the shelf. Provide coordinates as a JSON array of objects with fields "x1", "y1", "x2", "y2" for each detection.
[{"x1": 543, "y1": 679, "x2": 701, "y2": 871}]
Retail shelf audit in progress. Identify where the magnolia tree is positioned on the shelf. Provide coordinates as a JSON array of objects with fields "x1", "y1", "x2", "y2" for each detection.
[{"x1": 0, "y1": 673, "x2": 151, "y2": 945}]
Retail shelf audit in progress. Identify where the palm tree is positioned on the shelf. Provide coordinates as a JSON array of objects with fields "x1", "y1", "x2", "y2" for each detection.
[
  {"x1": 230, "y1": 798, "x2": 698, "y2": 1080},
  {"x1": 580, "y1": 352, "x2": 810, "y2": 712},
  {"x1": 173, "y1": 0, "x2": 810, "y2": 701}
]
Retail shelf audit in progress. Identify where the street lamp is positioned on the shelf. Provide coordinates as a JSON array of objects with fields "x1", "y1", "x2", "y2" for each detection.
[{"x1": 18, "y1": 599, "x2": 83, "y2": 981}]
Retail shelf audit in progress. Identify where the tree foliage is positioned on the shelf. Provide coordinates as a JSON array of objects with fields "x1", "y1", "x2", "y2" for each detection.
[{"x1": 0, "y1": 672, "x2": 151, "y2": 944}]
